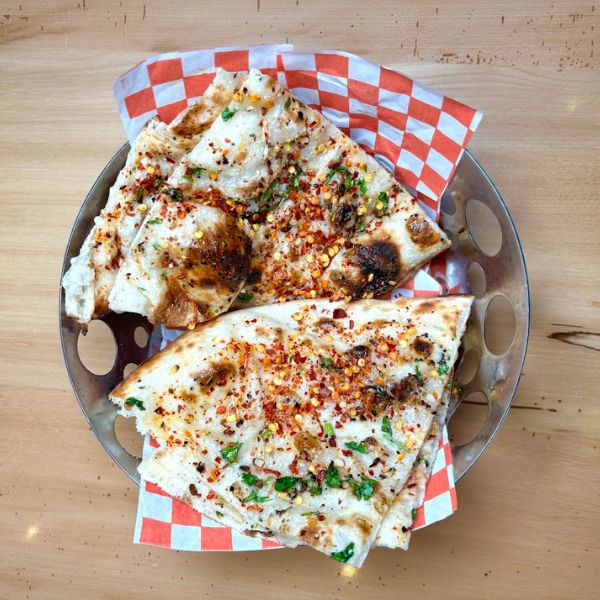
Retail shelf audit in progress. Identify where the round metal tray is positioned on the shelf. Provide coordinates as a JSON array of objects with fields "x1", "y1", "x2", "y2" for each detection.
[{"x1": 59, "y1": 144, "x2": 530, "y2": 485}]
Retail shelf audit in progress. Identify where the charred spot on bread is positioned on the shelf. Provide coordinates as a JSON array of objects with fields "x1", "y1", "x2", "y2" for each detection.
[
  {"x1": 412, "y1": 336, "x2": 433, "y2": 357},
  {"x1": 195, "y1": 361, "x2": 236, "y2": 387},
  {"x1": 406, "y1": 214, "x2": 441, "y2": 247},
  {"x1": 332, "y1": 241, "x2": 401, "y2": 299}
]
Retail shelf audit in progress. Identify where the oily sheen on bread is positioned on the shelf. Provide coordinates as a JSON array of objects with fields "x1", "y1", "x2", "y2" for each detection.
[{"x1": 110, "y1": 296, "x2": 472, "y2": 566}]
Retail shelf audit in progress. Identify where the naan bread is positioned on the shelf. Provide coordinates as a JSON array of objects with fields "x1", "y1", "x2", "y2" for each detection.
[
  {"x1": 110, "y1": 296, "x2": 472, "y2": 566},
  {"x1": 166, "y1": 68, "x2": 450, "y2": 310},
  {"x1": 377, "y1": 377, "x2": 453, "y2": 549},
  {"x1": 62, "y1": 69, "x2": 246, "y2": 324},
  {"x1": 108, "y1": 200, "x2": 252, "y2": 328}
]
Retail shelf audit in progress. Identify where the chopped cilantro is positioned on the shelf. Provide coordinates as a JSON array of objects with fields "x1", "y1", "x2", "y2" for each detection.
[
  {"x1": 193, "y1": 167, "x2": 204, "y2": 177},
  {"x1": 147, "y1": 218, "x2": 162, "y2": 225},
  {"x1": 274, "y1": 476, "x2": 297, "y2": 492},
  {"x1": 355, "y1": 220, "x2": 366, "y2": 233},
  {"x1": 411, "y1": 508, "x2": 417, "y2": 519},
  {"x1": 160, "y1": 270, "x2": 167, "y2": 280},
  {"x1": 349, "y1": 477, "x2": 376, "y2": 501},
  {"x1": 324, "y1": 422, "x2": 335, "y2": 437},
  {"x1": 301, "y1": 511, "x2": 319, "y2": 516},
  {"x1": 309, "y1": 484, "x2": 323, "y2": 496},
  {"x1": 325, "y1": 463, "x2": 342, "y2": 488},
  {"x1": 414, "y1": 363, "x2": 423, "y2": 383},
  {"x1": 291, "y1": 170, "x2": 301, "y2": 190},
  {"x1": 216, "y1": 511, "x2": 224, "y2": 518},
  {"x1": 331, "y1": 542, "x2": 355, "y2": 563},
  {"x1": 238, "y1": 291, "x2": 253, "y2": 302},
  {"x1": 344, "y1": 441, "x2": 367, "y2": 454},
  {"x1": 438, "y1": 363, "x2": 450, "y2": 375},
  {"x1": 220, "y1": 442, "x2": 242, "y2": 463},
  {"x1": 152, "y1": 178, "x2": 163, "y2": 188},
  {"x1": 324, "y1": 165, "x2": 350, "y2": 184},
  {"x1": 381, "y1": 416, "x2": 411, "y2": 453},
  {"x1": 260, "y1": 428, "x2": 272, "y2": 440},
  {"x1": 221, "y1": 106, "x2": 235, "y2": 121},
  {"x1": 125, "y1": 397, "x2": 145, "y2": 410},
  {"x1": 241, "y1": 472, "x2": 258, "y2": 486},
  {"x1": 358, "y1": 179, "x2": 367, "y2": 195},
  {"x1": 134, "y1": 189, "x2": 143, "y2": 202},
  {"x1": 319, "y1": 357, "x2": 334, "y2": 370},
  {"x1": 378, "y1": 191, "x2": 389, "y2": 211},
  {"x1": 284, "y1": 97, "x2": 291, "y2": 110},
  {"x1": 182, "y1": 174, "x2": 193, "y2": 183},
  {"x1": 152, "y1": 242, "x2": 163, "y2": 251},
  {"x1": 243, "y1": 488, "x2": 270, "y2": 504}
]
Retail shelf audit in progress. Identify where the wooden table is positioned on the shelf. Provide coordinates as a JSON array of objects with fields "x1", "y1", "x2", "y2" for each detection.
[{"x1": 1, "y1": 1, "x2": 598, "y2": 598}]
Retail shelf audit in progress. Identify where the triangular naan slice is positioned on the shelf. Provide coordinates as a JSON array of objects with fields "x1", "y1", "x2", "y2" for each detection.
[
  {"x1": 62, "y1": 69, "x2": 247, "y2": 324},
  {"x1": 108, "y1": 200, "x2": 251, "y2": 327},
  {"x1": 376, "y1": 375, "x2": 453, "y2": 549},
  {"x1": 164, "y1": 69, "x2": 449, "y2": 319},
  {"x1": 110, "y1": 296, "x2": 472, "y2": 566}
]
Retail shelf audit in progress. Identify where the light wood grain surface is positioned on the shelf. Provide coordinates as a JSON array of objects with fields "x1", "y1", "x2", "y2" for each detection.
[{"x1": 1, "y1": 1, "x2": 599, "y2": 598}]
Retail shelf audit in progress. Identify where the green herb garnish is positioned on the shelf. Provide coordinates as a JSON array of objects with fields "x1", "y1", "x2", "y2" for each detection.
[
  {"x1": 411, "y1": 508, "x2": 417, "y2": 519},
  {"x1": 125, "y1": 397, "x2": 145, "y2": 410},
  {"x1": 160, "y1": 270, "x2": 167, "y2": 280},
  {"x1": 241, "y1": 472, "x2": 258, "y2": 486},
  {"x1": 260, "y1": 428, "x2": 272, "y2": 440},
  {"x1": 220, "y1": 442, "x2": 242, "y2": 463},
  {"x1": 319, "y1": 357, "x2": 334, "y2": 370},
  {"x1": 274, "y1": 476, "x2": 297, "y2": 492},
  {"x1": 324, "y1": 165, "x2": 350, "y2": 184},
  {"x1": 344, "y1": 441, "x2": 367, "y2": 454},
  {"x1": 355, "y1": 220, "x2": 366, "y2": 233},
  {"x1": 331, "y1": 542, "x2": 355, "y2": 563},
  {"x1": 381, "y1": 416, "x2": 411, "y2": 453},
  {"x1": 378, "y1": 191, "x2": 389, "y2": 211},
  {"x1": 152, "y1": 242, "x2": 163, "y2": 251},
  {"x1": 153, "y1": 178, "x2": 163, "y2": 188},
  {"x1": 221, "y1": 106, "x2": 235, "y2": 121},
  {"x1": 437, "y1": 363, "x2": 450, "y2": 375},
  {"x1": 358, "y1": 179, "x2": 367, "y2": 195},
  {"x1": 301, "y1": 511, "x2": 319, "y2": 516},
  {"x1": 414, "y1": 363, "x2": 423, "y2": 383},
  {"x1": 324, "y1": 422, "x2": 335, "y2": 437},
  {"x1": 134, "y1": 189, "x2": 144, "y2": 201},
  {"x1": 325, "y1": 463, "x2": 342, "y2": 488},
  {"x1": 349, "y1": 477, "x2": 376, "y2": 501},
  {"x1": 216, "y1": 511, "x2": 224, "y2": 518},
  {"x1": 193, "y1": 167, "x2": 204, "y2": 177},
  {"x1": 182, "y1": 174, "x2": 193, "y2": 183},
  {"x1": 309, "y1": 484, "x2": 323, "y2": 496},
  {"x1": 238, "y1": 291, "x2": 253, "y2": 302},
  {"x1": 147, "y1": 218, "x2": 163, "y2": 225},
  {"x1": 284, "y1": 97, "x2": 291, "y2": 110},
  {"x1": 243, "y1": 488, "x2": 270, "y2": 504}
]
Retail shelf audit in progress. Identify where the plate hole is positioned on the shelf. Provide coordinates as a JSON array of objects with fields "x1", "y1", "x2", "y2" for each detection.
[
  {"x1": 434, "y1": 275, "x2": 449, "y2": 295},
  {"x1": 465, "y1": 199, "x2": 502, "y2": 256},
  {"x1": 77, "y1": 320, "x2": 116, "y2": 375},
  {"x1": 467, "y1": 262, "x2": 486, "y2": 298},
  {"x1": 114, "y1": 415, "x2": 143, "y2": 459},
  {"x1": 485, "y1": 295, "x2": 516, "y2": 355},
  {"x1": 448, "y1": 391, "x2": 489, "y2": 446},
  {"x1": 123, "y1": 362, "x2": 138, "y2": 378},
  {"x1": 456, "y1": 348, "x2": 479, "y2": 384},
  {"x1": 440, "y1": 191, "x2": 456, "y2": 216},
  {"x1": 134, "y1": 326, "x2": 149, "y2": 348}
]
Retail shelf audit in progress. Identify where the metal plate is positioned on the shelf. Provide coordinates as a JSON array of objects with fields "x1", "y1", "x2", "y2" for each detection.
[{"x1": 59, "y1": 144, "x2": 530, "y2": 485}]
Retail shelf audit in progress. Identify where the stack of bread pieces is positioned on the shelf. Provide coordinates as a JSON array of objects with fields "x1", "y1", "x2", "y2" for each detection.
[{"x1": 63, "y1": 68, "x2": 472, "y2": 567}]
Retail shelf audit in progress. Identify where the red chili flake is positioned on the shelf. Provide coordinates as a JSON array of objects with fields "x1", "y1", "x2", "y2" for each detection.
[
  {"x1": 216, "y1": 406, "x2": 226, "y2": 415},
  {"x1": 332, "y1": 308, "x2": 348, "y2": 319},
  {"x1": 261, "y1": 467, "x2": 282, "y2": 477},
  {"x1": 206, "y1": 490, "x2": 215, "y2": 500},
  {"x1": 349, "y1": 320, "x2": 354, "y2": 329}
]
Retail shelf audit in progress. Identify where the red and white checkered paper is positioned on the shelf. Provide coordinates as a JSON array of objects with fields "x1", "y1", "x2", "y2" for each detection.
[{"x1": 113, "y1": 44, "x2": 480, "y2": 552}]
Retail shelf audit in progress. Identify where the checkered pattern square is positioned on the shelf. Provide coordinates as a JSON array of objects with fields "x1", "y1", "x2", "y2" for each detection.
[{"x1": 115, "y1": 44, "x2": 479, "y2": 553}]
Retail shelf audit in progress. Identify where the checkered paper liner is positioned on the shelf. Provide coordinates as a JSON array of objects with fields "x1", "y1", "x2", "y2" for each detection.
[{"x1": 113, "y1": 43, "x2": 480, "y2": 551}]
